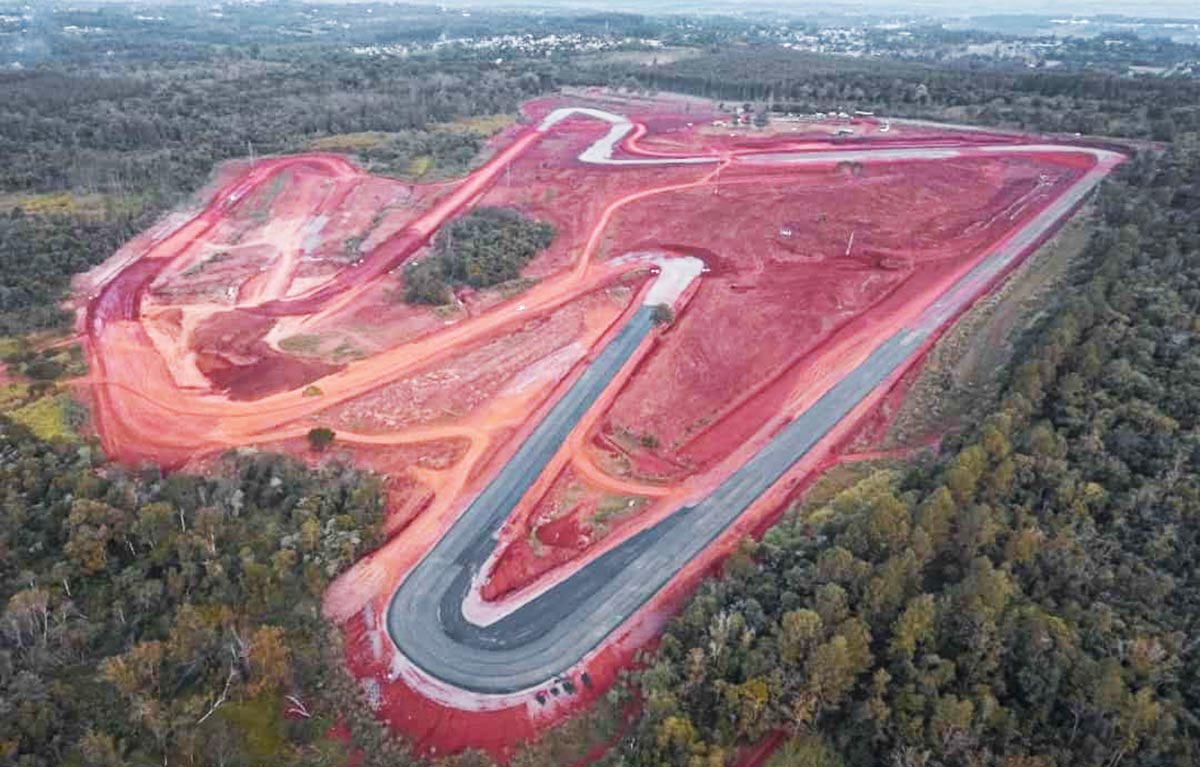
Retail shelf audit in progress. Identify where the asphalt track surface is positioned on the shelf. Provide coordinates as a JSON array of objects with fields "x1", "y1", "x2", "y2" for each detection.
[{"x1": 386, "y1": 142, "x2": 1115, "y2": 693}]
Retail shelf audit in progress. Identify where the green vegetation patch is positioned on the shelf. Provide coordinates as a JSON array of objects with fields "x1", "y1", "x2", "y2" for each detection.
[
  {"x1": 1, "y1": 341, "x2": 87, "y2": 381},
  {"x1": 278, "y1": 334, "x2": 323, "y2": 354},
  {"x1": 313, "y1": 128, "x2": 490, "y2": 181},
  {"x1": 435, "y1": 113, "x2": 516, "y2": 136},
  {"x1": 406, "y1": 155, "x2": 434, "y2": 178},
  {"x1": 309, "y1": 115, "x2": 512, "y2": 179},
  {"x1": 180, "y1": 249, "x2": 230, "y2": 278},
  {"x1": 0, "y1": 383, "x2": 30, "y2": 412},
  {"x1": 651, "y1": 303, "x2": 675, "y2": 326},
  {"x1": 590, "y1": 494, "x2": 647, "y2": 535},
  {"x1": 10, "y1": 393, "x2": 83, "y2": 442},
  {"x1": 219, "y1": 694, "x2": 286, "y2": 762},
  {"x1": 403, "y1": 207, "x2": 554, "y2": 305},
  {"x1": 309, "y1": 131, "x2": 395, "y2": 152},
  {"x1": 0, "y1": 191, "x2": 145, "y2": 220},
  {"x1": 307, "y1": 426, "x2": 336, "y2": 452}
]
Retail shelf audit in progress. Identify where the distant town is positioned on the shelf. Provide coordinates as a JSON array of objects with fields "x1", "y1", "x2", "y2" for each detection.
[{"x1": 2, "y1": 2, "x2": 1198, "y2": 78}]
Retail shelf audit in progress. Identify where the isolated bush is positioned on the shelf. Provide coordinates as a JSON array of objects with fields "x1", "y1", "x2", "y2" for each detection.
[
  {"x1": 306, "y1": 426, "x2": 335, "y2": 452},
  {"x1": 651, "y1": 303, "x2": 675, "y2": 326}
]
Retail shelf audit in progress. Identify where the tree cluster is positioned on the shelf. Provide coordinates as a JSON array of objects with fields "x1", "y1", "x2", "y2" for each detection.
[{"x1": 403, "y1": 207, "x2": 554, "y2": 305}]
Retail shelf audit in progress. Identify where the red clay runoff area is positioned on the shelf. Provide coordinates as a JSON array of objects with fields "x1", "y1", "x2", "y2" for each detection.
[{"x1": 73, "y1": 90, "x2": 1122, "y2": 759}]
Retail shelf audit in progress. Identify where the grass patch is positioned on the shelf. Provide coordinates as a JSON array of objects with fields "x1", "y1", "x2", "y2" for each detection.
[
  {"x1": 528, "y1": 529, "x2": 545, "y2": 557},
  {"x1": 609, "y1": 425, "x2": 655, "y2": 454},
  {"x1": 884, "y1": 209, "x2": 1090, "y2": 447},
  {"x1": 308, "y1": 131, "x2": 396, "y2": 151},
  {"x1": 764, "y1": 735, "x2": 842, "y2": 767},
  {"x1": 245, "y1": 172, "x2": 288, "y2": 222},
  {"x1": 1, "y1": 342, "x2": 87, "y2": 381},
  {"x1": 278, "y1": 334, "x2": 323, "y2": 354},
  {"x1": 0, "y1": 383, "x2": 30, "y2": 413},
  {"x1": 0, "y1": 337, "x2": 26, "y2": 358},
  {"x1": 331, "y1": 340, "x2": 363, "y2": 360},
  {"x1": 436, "y1": 113, "x2": 515, "y2": 136},
  {"x1": 10, "y1": 393, "x2": 82, "y2": 442},
  {"x1": 795, "y1": 462, "x2": 884, "y2": 515},
  {"x1": 591, "y1": 495, "x2": 646, "y2": 527},
  {"x1": 433, "y1": 303, "x2": 463, "y2": 319},
  {"x1": 406, "y1": 155, "x2": 433, "y2": 178},
  {"x1": 0, "y1": 191, "x2": 147, "y2": 219}
]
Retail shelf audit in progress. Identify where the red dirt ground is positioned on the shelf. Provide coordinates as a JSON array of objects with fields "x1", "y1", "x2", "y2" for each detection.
[{"x1": 72, "y1": 88, "x2": 1122, "y2": 761}]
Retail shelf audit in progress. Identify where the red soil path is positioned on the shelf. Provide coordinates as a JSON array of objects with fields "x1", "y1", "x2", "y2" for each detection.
[{"x1": 72, "y1": 89, "x2": 1121, "y2": 761}]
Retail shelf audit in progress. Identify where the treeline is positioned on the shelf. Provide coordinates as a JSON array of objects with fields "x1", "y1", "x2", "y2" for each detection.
[
  {"x1": 597, "y1": 142, "x2": 1200, "y2": 766},
  {"x1": 580, "y1": 48, "x2": 1200, "y2": 140},
  {"x1": 404, "y1": 207, "x2": 555, "y2": 304},
  {"x1": 0, "y1": 422, "x2": 416, "y2": 766}
]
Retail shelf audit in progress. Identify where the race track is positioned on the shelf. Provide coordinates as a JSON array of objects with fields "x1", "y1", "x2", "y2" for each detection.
[
  {"x1": 385, "y1": 128, "x2": 1121, "y2": 693},
  {"x1": 77, "y1": 94, "x2": 1124, "y2": 744}
]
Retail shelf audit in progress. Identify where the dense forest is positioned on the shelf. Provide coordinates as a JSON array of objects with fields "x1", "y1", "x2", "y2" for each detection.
[
  {"x1": 2, "y1": 13, "x2": 1200, "y2": 767},
  {"x1": 0, "y1": 423, "x2": 404, "y2": 766},
  {"x1": 0, "y1": 211, "x2": 144, "y2": 334},
  {"x1": 404, "y1": 207, "x2": 556, "y2": 304}
]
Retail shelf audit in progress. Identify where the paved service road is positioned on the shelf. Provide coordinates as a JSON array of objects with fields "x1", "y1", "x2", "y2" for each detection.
[{"x1": 386, "y1": 137, "x2": 1119, "y2": 694}]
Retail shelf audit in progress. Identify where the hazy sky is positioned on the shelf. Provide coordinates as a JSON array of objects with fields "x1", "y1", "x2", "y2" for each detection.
[
  {"x1": 626, "y1": 1, "x2": 1192, "y2": 18},
  {"x1": 401, "y1": 0, "x2": 1200, "y2": 19},
  {"x1": 74, "y1": 0, "x2": 1200, "y2": 20}
]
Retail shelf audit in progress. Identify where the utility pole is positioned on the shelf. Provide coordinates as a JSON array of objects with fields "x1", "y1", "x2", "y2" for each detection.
[
  {"x1": 844, "y1": 230, "x2": 855, "y2": 258},
  {"x1": 248, "y1": 140, "x2": 256, "y2": 168}
]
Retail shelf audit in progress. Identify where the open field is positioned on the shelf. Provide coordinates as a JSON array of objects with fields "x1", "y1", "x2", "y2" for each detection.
[{"x1": 73, "y1": 89, "x2": 1122, "y2": 759}]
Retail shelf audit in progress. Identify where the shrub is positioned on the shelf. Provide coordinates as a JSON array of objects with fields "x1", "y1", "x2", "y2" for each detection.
[
  {"x1": 306, "y1": 427, "x2": 335, "y2": 452},
  {"x1": 651, "y1": 303, "x2": 675, "y2": 326}
]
